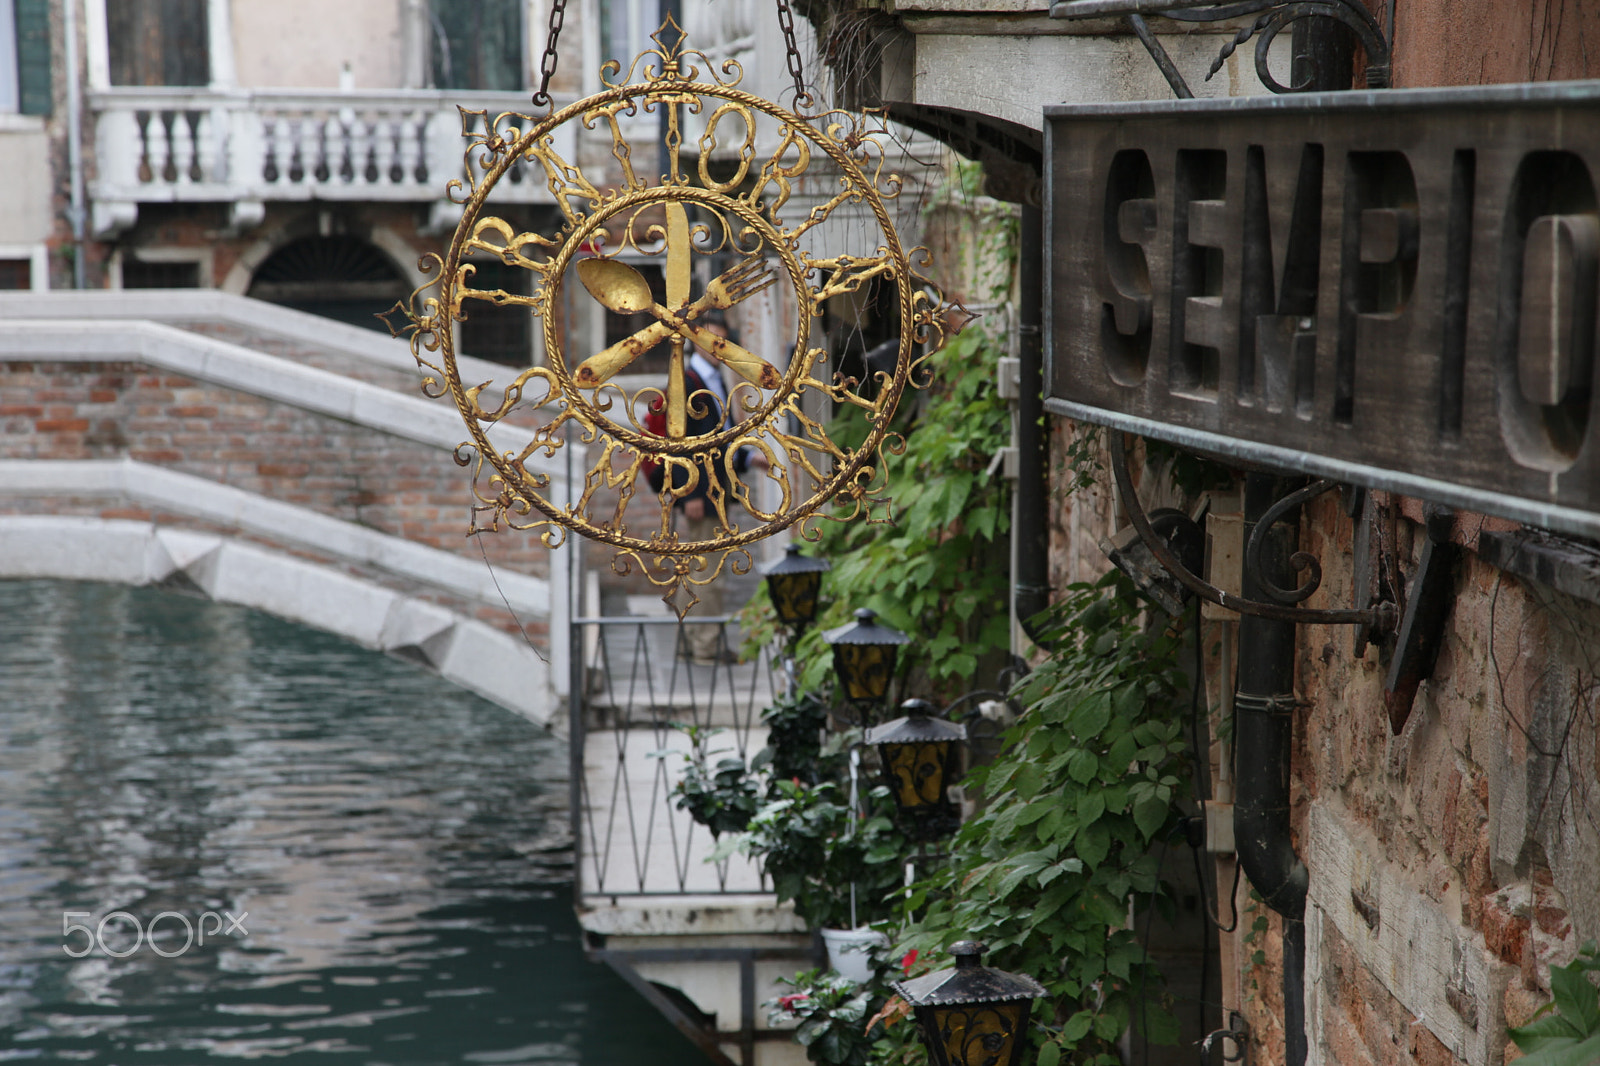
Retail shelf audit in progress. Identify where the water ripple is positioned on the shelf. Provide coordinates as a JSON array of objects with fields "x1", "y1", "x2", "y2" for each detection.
[{"x1": 0, "y1": 582, "x2": 701, "y2": 1065}]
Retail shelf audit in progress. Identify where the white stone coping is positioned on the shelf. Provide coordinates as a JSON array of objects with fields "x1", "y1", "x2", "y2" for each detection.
[
  {"x1": 0, "y1": 288, "x2": 527, "y2": 398},
  {"x1": 0, "y1": 515, "x2": 554, "y2": 726},
  {"x1": 577, "y1": 894, "x2": 807, "y2": 937},
  {"x1": 0, "y1": 314, "x2": 560, "y2": 478},
  {"x1": 0, "y1": 458, "x2": 549, "y2": 618}
]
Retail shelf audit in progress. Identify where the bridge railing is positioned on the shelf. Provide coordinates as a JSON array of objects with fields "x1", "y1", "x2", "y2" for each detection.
[{"x1": 569, "y1": 615, "x2": 783, "y2": 898}]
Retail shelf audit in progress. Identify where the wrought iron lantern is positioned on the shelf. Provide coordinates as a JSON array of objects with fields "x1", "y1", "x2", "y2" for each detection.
[
  {"x1": 865, "y1": 698, "x2": 965, "y2": 839},
  {"x1": 891, "y1": 940, "x2": 1047, "y2": 1066},
  {"x1": 824, "y1": 608, "x2": 909, "y2": 707},
  {"x1": 764, "y1": 544, "x2": 830, "y2": 631}
]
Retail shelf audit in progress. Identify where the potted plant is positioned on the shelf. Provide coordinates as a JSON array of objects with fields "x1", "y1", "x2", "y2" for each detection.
[
  {"x1": 659, "y1": 725, "x2": 761, "y2": 838},
  {"x1": 716, "y1": 779, "x2": 908, "y2": 981},
  {"x1": 766, "y1": 968, "x2": 889, "y2": 1066}
]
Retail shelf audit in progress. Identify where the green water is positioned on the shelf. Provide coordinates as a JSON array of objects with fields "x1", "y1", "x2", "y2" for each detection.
[{"x1": 0, "y1": 581, "x2": 702, "y2": 1065}]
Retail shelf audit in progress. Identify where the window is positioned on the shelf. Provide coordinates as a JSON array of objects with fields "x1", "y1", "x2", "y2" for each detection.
[
  {"x1": 121, "y1": 257, "x2": 200, "y2": 289},
  {"x1": 107, "y1": 0, "x2": 209, "y2": 87},
  {"x1": 600, "y1": 0, "x2": 659, "y2": 68},
  {"x1": 246, "y1": 236, "x2": 407, "y2": 333},
  {"x1": 0, "y1": 258, "x2": 31, "y2": 289},
  {"x1": 429, "y1": 0, "x2": 522, "y2": 92},
  {"x1": 459, "y1": 260, "x2": 532, "y2": 366},
  {"x1": 0, "y1": 0, "x2": 52, "y2": 115}
]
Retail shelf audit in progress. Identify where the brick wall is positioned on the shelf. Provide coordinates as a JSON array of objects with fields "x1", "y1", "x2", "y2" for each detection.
[
  {"x1": 0, "y1": 360, "x2": 553, "y2": 632},
  {"x1": 1045, "y1": 427, "x2": 1600, "y2": 1066}
]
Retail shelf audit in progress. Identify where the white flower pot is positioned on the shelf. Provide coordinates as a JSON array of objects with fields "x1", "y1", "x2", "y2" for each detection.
[{"x1": 820, "y1": 926, "x2": 888, "y2": 984}]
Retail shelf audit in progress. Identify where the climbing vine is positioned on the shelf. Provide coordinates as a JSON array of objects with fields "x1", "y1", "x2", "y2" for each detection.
[
  {"x1": 748, "y1": 323, "x2": 1015, "y2": 696},
  {"x1": 885, "y1": 572, "x2": 1192, "y2": 1065}
]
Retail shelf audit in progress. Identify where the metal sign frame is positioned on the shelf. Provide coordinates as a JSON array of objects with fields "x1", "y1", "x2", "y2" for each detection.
[{"x1": 1044, "y1": 82, "x2": 1600, "y2": 540}]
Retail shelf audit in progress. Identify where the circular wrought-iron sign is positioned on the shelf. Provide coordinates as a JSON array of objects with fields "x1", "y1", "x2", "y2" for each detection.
[{"x1": 386, "y1": 20, "x2": 958, "y2": 614}]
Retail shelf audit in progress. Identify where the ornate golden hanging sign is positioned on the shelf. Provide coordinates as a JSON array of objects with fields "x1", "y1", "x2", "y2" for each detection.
[{"x1": 386, "y1": 19, "x2": 958, "y2": 615}]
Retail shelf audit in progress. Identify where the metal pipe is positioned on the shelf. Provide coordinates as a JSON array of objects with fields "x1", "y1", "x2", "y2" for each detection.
[
  {"x1": 63, "y1": 0, "x2": 87, "y2": 288},
  {"x1": 1014, "y1": 202, "x2": 1052, "y2": 647},
  {"x1": 1232, "y1": 472, "x2": 1308, "y2": 1066}
]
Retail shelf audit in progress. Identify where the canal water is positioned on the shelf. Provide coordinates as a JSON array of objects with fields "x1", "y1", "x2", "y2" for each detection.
[{"x1": 0, "y1": 580, "x2": 703, "y2": 1065}]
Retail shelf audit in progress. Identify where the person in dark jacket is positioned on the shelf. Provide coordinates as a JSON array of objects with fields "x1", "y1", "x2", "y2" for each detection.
[{"x1": 648, "y1": 314, "x2": 766, "y2": 661}]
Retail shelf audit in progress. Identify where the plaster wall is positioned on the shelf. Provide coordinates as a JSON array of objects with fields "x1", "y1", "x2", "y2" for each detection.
[
  {"x1": 231, "y1": 0, "x2": 405, "y2": 90},
  {"x1": 0, "y1": 119, "x2": 52, "y2": 246}
]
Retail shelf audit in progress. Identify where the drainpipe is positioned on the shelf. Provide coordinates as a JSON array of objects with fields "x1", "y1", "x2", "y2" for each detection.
[
  {"x1": 64, "y1": 0, "x2": 87, "y2": 288},
  {"x1": 1233, "y1": 472, "x2": 1308, "y2": 1066},
  {"x1": 1013, "y1": 201, "x2": 1051, "y2": 647}
]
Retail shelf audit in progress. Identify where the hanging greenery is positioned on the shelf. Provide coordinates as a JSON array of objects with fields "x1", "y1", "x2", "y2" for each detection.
[
  {"x1": 743, "y1": 323, "x2": 1015, "y2": 697},
  {"x1": 883, "y1": 572, "x2": 1192, "y2": 1066}
]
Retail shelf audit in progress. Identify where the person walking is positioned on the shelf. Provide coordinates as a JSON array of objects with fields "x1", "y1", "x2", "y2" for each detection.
[{"x1": 645, "y1": 311, "x2": 768, "y2": 662}]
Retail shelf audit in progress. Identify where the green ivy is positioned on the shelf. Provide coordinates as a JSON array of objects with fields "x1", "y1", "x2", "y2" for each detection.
[
  {"x1": 760, "y1": 324, "x2": 1014, "y2": 696},
  {"x1": 889, "y1": 572, "x2": 1191, "y2": 1065},
  {"x1": 1508, "y1": 942, "x2": 1600, "y2": 1066}
]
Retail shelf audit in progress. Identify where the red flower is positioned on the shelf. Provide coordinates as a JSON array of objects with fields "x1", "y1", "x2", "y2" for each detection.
[
  {"x1": 778, "y1": 993, "x2": 811, "y2": 1013},
  {"x1": 901, "y1": 949, "x2": 919, "y2": 976}
]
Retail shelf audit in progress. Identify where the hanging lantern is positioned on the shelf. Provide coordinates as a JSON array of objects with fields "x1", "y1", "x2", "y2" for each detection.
[
  {"x1": 382, "y1": 14, "x2": 963, "y2": 618},
  {"x1": 865, "y1": 698, "x2": 965, "y2": 839},
  {"x1": 824, "y1": 608, "x2": 909, "y2": 706},
  {"x1": 763, "y1": 544, "x2": 830, "y2": 631},
  {"x1": 891, "y1": 940, "x2": 1048, "y2": 1066}
]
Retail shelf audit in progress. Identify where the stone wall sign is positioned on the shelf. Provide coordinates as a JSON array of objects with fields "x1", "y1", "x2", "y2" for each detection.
[{"x1": 1044, "y1": 83, "x2": 1600, "y2": 538}]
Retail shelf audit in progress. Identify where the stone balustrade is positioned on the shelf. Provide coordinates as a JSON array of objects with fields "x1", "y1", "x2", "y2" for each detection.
[{"x1": 89, "y1": 86, "x2": 577, "y2": 237}]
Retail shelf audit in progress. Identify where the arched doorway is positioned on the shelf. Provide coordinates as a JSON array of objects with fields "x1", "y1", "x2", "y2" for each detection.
[{"x1": 246, "y1": 235, "x2": 409, "y2": 332}]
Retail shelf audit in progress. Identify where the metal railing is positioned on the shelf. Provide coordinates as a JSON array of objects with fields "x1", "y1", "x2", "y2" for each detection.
[{"x1": 569, "y1": 615, "x2": 783, "y2": 898}]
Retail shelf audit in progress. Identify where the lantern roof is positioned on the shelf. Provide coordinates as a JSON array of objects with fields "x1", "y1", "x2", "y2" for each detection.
[
  {"x1": 866, "y1": 700, "x2": 967, "y2": 745},
  {"x1": 823, "y1": 608, "x2": 911, "y2": 647},
  {"x1": 891, "y1": 941, "x2": 1048, "y2": 1007},
  {"x1": 764, "y1": 543, "x2": 831, "y2": 578}
]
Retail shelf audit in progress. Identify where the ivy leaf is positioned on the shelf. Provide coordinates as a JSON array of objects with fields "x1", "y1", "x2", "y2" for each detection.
[
  {"x1": 1036, "y1": 1038, "x2": 1062, "y2": 1066},
  {"x1": 1092, "y1": 1010, "x2": 1123, "y2": 1042},
  {"x1": 1071, "y1": 692, "x2": 1112, "y2": 737},
  {"x1": 1076, "y1": 821, "x2": 1111, "y2": 868},
  {"x1": 1551, "y1": 958, "x2": 1600, "y2": 1036},
  {"x1": 1068, "y1": 750, "x2": 1098, "y2": 785},
  {"x1": 1133, "y1": 794, "x2": 1169, "y2": 840},
  {"x1": 1078, "y1": 790, "x2": 1106, "y2": 826},
  {"x1": 1061, "y1": 1010, "x2": 1094, "y2": 1043}
]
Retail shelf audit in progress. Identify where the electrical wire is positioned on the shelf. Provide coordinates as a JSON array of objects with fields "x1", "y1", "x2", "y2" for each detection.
[{"x1": 477, "y1": 537, "x2": 550, "y2": 664}]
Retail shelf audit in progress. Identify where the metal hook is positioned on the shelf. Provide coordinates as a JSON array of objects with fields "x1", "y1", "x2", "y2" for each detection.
[{"x1": 1107, "y1": 432, "x2": 1394, "y2": 629}]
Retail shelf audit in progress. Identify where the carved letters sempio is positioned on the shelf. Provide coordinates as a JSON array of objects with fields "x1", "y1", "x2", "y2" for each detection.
[{"x1": 1045, "y1": 84, "x2": 1600, "y2": 536}]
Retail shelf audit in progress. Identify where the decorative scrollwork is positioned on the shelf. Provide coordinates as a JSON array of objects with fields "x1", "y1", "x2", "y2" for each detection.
[
  {"x1": 383, "y1": 16, "x2": 957, "y2": 617},
  {"x1": 1107, "y1": 433, "x2": 1394, "y2": 629},
  {"x1": 1052, "y1": 0, "x2": 1391, "y2": 94},
  {"x1": 1243, "y1": 477, "x2": 1335, "y2": 604},
  {"x1": 1193, "y1": 0, "x2": 1390, "y2": 92}
]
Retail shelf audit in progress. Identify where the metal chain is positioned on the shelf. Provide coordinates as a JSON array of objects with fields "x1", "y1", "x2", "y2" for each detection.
[
  {"x1": 774, "y1": 0, "x2": 813, "y2": 110},
  {"x1": 531, "y1": 0, "x2": 568, "y2": 109}
]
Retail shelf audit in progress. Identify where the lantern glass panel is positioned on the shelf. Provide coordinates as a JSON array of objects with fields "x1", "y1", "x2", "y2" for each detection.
[
  {"x1": 922, "y1": 1001, "x2": 1030, "y2": 1066},
  {"x1": 768, "y1": 570, "x2": 823, "y2": 628},
  {"x1": 834, "y1": 643, "x2": 895, "y2": 702},
  {"x1": 884, "y1": 740, "x2": 952, "y2": 808}
]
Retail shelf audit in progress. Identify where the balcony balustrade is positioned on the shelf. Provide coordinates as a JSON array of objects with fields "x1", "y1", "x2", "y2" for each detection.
[{"x1": 89, "y1": 86, "x2": 577, "y2": 237}]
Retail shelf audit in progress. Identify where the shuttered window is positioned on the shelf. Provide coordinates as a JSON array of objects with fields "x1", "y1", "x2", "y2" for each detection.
[
  {"x1": 107, "y1": 0, "x2": 209, "y2": 87},
  {"x1": 15, "y1": 0, "x2": 51, "y2": 116},
  {"x1": 429, "y1": 0, "x2": 523, "y2": 92}
]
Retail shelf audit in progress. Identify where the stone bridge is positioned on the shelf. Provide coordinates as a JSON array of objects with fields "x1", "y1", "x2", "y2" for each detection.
[{"x1": 0, "y1": 290, "x2": 568, "y2": 727}]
